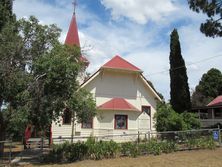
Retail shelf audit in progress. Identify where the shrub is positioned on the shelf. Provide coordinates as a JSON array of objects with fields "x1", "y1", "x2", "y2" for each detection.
[
  {"x1": 86, "y1": 139, "x2": 119, "y2": 160},
  {"x1": 186, "y1": 137, "x2": 216, "y2": 150},
  {"x1": 121, "y1": 142, "x2": 139, "y2": 158},
  {"x1": 66, "y1": 142, "x2": 88, "y2": 161},
  {"x1": 160, "y1": 141, "x2": 177, "y2": 153},
  {"x1": 146, "y1": 139, "x2": 162, "y2": 155}
]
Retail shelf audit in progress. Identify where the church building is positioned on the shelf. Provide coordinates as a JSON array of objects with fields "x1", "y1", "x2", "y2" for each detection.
[{"x1": 51, "y1": 8, "x2": 162, "y2": 142}]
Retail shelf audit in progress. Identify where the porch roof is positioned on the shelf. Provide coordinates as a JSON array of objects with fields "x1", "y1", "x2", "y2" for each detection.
[
  {"x1": 97, "y1": 98, "x2": 140, "y2": 112},
  {"x1": 207, "y1": 95, "x2": 222, "y2": 107}
]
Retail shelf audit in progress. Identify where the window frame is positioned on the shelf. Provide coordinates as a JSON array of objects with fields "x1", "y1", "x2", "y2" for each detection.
[{"x1": 114, "y1": 114, "x2": 128, "y2": 130}]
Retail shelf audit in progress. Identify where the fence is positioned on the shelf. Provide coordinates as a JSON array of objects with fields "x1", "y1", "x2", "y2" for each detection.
[
  {"x1": 52, "y1": 128, "x2": 222, "y2": 149},
  {"x1": 0, "y1": 140, "x2": 13, "y2": 166}
]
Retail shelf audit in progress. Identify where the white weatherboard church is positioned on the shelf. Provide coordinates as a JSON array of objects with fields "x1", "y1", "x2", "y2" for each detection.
[{"x1": 51, "y1": 10, "x2": 162, "y2": 142}]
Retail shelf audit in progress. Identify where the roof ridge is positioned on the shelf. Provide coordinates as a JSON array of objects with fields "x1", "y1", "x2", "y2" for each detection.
[{"x1": 102, "y1": 55, "x2": 142, "y2": 72}]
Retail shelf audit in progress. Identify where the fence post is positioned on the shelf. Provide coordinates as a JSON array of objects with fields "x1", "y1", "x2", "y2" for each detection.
[
  {"x1": 137, "y1": 131, "x2": 140, "y2": 143},
  {"x1": 148, "y1": 131, "x2": 150, "y2": 141},
  {"x1": 218, "y1": 125, "x2": 221, "y2": 146}
]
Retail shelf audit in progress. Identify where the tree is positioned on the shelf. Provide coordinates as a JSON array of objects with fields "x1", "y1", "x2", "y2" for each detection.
[
  {"x1": 26, "y1": 44, "x2": 96, "y2": 132},
  {"x1": 0, "y1": 16, "x2": 61, "y2": 141},
  {"x1": 188, "y1": 0, "x2": 222, "y2": 37},
  {"x1": 154, "y1": 102, "x2": 200, "y2": 132},
  {"x1": 192, "y1": 68, "x2": 222, "y2": 107},
  {"x1": 0, "y1": 0, "x2": 14, "y2": 32},
  {"x1": 0, "y1": 0, "x2": 15, "y2": 155},
  {"x1": 169, "y1": 29, "x2": 191, "y2": 113}
]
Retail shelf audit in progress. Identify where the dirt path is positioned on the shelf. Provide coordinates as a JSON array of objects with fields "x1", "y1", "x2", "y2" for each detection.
[{"x1": 28, "y1": 148, "x2": 222, "y2": 167}]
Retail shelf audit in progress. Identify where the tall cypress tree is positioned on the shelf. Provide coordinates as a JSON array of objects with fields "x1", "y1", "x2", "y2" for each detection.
[{"x1": 169, "y1": 29, "x2": 191, "y2": 113}]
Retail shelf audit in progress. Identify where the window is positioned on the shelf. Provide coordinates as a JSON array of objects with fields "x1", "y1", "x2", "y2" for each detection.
[
  {"x1": 214, "y1": 108, "x2": 222, "y2": 119},
  {"x1": 63, "y1": 108, "x2": 71, "y2": 124},
  {"x1": 82, "y1": 118, "x2": 93, "y2": 129},
  {"x1": 142, "y1": 106, "x2": 151, "y2": 116},
  {"x1": 114, "y1": 115, "x2": 128, "y2": 129}
]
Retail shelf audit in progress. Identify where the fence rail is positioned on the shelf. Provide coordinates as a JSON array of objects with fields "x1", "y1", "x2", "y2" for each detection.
[{"x1": 52, "y1": 128, "x2": 222, "y2": 147}]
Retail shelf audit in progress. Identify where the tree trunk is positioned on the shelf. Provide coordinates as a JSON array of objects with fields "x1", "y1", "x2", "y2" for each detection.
[
  {"x1": 0, "y1": 112, "x2": 5, "y2": 157},
  {"x1": 0, "y1": 98, "x2": 5, "y2": 157}
]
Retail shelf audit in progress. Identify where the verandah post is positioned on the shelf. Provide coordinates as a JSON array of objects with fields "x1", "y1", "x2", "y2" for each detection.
[{"x1": 218, "y1": 125, "x2": 221, "y2": 146}]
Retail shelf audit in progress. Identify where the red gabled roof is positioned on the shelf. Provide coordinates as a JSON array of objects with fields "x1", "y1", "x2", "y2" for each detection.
[
  {"x1": 207, "y1": 95, "x2": 222, "y2": 106},
  {"x1": 98, "y1": 98, "x2": 140, "y2": 111},
  {"x1": 101, "y1": 55, "x2": 142, "y2": 72},
  {"x1": 65, "y1": 14, "x2": 80, "y2": 46}
]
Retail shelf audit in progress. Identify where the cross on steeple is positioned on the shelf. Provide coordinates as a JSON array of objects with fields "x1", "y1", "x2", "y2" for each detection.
[{"x1": 72, "y1": 0, "x2": 77, "y2": 14}]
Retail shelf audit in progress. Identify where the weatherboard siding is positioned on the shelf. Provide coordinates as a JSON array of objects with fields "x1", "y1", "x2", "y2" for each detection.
[{"x1": 51, "y1": 69, "x2": 159, "y2": 141}]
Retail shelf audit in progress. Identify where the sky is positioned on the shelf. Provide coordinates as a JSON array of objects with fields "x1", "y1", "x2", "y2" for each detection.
[{"x1": 13, "y1": 0, "x2": 222, "y2": 101}]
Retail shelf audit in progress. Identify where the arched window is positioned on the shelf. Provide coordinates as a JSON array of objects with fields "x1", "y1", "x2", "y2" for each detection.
[{"x1": 63, "y1": 108, "x2": 71, "y2": 124}]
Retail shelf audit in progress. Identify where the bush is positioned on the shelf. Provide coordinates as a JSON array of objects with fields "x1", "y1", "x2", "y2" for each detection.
[
  {"x1": 154, "y1": 103, "x2": 200, "y2": 131},
  {"x1": 66, "y1": 142, "x2": 88, "y2": 161},
  {"x1": 121, "y1": 142, "x2": 139, "y2": 157},
  {"x1": 186, "y1": 137, "x2": 216, "y2": 150},
  {"x1": 86, "y1": 139, "x2": 120, "y2": 160},
  {"x1": 146, "y1": 139, "x2": 162, "y2": 155},
  {"x1": 44, "y1": 135, "x2": 216, "y2": 163}
]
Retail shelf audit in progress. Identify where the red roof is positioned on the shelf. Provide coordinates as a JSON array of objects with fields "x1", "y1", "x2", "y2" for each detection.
[
  {"x1": 207, "y1": 95, "x2": 222, "y2": 106},
  {"x1": 102, "y1": 55, "x2": 142, "y2": 72},
  {"x1": 98, "y1": 98, "x2": 140, "y2": 111},
  {"x1": 65, "y1": 14, "x2": 89, "y2": 65},
  {"x1": 65, "y1": 14, "x2": 80, "y2": 46}
]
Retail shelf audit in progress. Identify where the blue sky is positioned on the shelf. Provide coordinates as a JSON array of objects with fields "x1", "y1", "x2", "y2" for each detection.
[{"x1": 13, "y1": 0, "x2": 222, "y2": 100}]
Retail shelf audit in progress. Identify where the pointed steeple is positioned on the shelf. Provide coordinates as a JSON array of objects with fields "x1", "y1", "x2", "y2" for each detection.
[
  {"x1": 65, "y1": 0, "x2": 89, "y2": 66},
  {"x1": 65, "y1": 14, "x2": 80, "y2": 46}
]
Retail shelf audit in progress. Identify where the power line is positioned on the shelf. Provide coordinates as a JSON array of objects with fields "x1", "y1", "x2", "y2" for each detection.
[{"x1": 147, "y1": 54, "x2": 222, "y2": 77}]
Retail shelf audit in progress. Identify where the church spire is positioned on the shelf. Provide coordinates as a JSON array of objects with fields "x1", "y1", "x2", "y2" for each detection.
[
  {"x1": 65, "y1": 0, "x2": 80, "y2": 46},
  {"x1": 65, "y1": 0, "x2": 89, "y2": 66}
]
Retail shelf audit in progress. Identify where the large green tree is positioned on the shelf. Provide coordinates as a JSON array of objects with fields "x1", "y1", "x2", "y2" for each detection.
[
  {"x1": 188, "y1": 0, "x2": 222, "y2": 37},
  {"x1": 0, "y1": 17, "x2": 61, "y2": 139},
  {"x1": 192, "y1": 68, "x2": 222, "y2": 107},
  {"x1": 169, "y1": 29, "x2": 191, "y2": 113},
  {"x1": 26, "y1": 44, "x2": 96, "y2": 131},
  {"x1": 0, "y1": 16, "x2": 96, "y2": 143},
  {"x1": 0, "y1": 0, "x2": 15, "y2": 155}
]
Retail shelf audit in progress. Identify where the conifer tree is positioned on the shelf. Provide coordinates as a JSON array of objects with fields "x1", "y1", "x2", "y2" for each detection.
[{"x1": 169, "y1": 29, "x2": 191, "y2": 113}]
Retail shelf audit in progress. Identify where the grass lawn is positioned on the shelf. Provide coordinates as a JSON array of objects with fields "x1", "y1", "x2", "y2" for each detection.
[{"x1": 28, "y1": 148, "x2": 222, "y2": 167}]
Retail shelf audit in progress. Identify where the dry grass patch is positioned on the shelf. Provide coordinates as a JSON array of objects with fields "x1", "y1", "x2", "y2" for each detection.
[{"x1": 27, "y1": 148, "x2": 222, "y2": 167}]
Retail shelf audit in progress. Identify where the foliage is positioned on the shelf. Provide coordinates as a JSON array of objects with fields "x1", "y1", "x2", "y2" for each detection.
[
  {"x1": 188, "y1": 0, "x2": 222, "y2": 37},
  {"x1": 169, "y1": 29, "x2": 191, "y2": 113},
  {"x1": 0, "y1": 16, "x2": 61, "y2": 138},
  {"x1": 45, "y1": 135, "x2": 216, "y2": 163},
  {"x1": 181, "y1": 112, "x2": 201, "y2": 130},
  {"x1": 69, "y1": 89, "x2": 97, "y2": 124},
  {"x1": 186, "y1": 137, "x2": 216, "y2": 150},
  {"x1": 0, "y1": 0, "x2": 15, "y2": 32},
  {"x1": 121, "y1": 142, "x2": 139, "y2": 157},
  {"x1": 192, "y1": 68, "x2": 222, "y2": 107},
  {"x1": 154, "y1": 102, "x2": 200, "y2": 132},
  {"x1": 87, "y1": 139, "x2": 120, "y2": 160}
]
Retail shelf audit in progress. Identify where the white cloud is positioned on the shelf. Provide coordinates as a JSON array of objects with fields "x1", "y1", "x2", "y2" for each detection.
[{"x1": 100, "y1": 0, "x2": 177, "y2": 24}]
